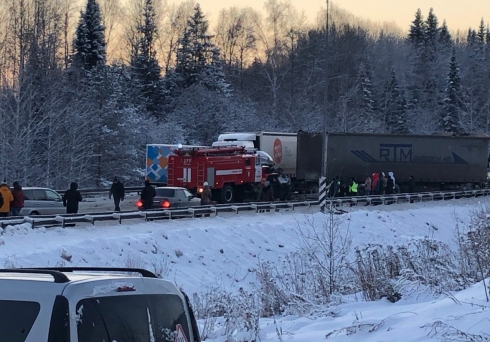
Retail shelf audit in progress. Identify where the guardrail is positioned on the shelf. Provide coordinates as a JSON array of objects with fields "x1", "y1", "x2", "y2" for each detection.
[
  {"x1": 55, "y1": 187, "x2": 143, "y2": 197},
  {"x1": 1, "y1": 189, "x2": 489, "y2": 229}
]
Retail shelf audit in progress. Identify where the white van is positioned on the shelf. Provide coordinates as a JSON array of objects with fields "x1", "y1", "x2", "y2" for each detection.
[{"x1": 0, "y1": 267, "x2": 201, "y2": 342}]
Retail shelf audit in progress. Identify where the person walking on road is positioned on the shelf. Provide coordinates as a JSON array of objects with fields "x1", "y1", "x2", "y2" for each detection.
[
  {"x1": 0, "y1": 180, "x2": 13, "y2": 217},
  {"x1": 109, "y1": 176, "x2": 125, "y2": 212},
  {"x1": 140, "y1": 180, "x2": 156, "y2": 210},
  {"x1": 63, "y1": 182, "x2": 82, "y2": 214},
  {"x1": 11, "y1": 181, "x2": 24, "y2": 216}
]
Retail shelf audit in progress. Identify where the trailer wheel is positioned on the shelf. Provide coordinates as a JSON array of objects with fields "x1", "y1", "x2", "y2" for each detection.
[{"x1": 220, "y1": 185, "x2": 234, "y2": 203}]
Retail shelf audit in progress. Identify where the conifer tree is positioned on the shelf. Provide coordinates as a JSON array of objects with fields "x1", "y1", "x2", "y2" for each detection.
[
  {"x1": 353, "y1": 61, "x2": 375, "y2": 132},
  {"x1": 73, "y1": 0, "x2": 106, "y2": 71},
  {"x1": 441, "y1": 49, "x2": 463, "y2": 134},
  {"x1": 424, "y1": 8, "x2": 439, "y2": 61},
  {"x1": 384, "y1": 70, "x2": 408, "y2": 134},
  {"x1": 174, "y1": 4, "x2": 229, "y2": 94},
  {"x1": 130, "y1": 0, "x2": 165, "y2": 116},
  {"x1": 408, "y1": 9, "x2": 426, "y2": 52},
  {"x1": 438, "y1": 20, "x2": 452, "y2": 53}
]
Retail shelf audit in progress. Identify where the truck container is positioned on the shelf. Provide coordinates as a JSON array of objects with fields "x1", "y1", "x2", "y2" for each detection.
[
  {"x1": 146, "y1": 144, "x2": 206, "y2": 184},
  {"x1": 213, "y1": 132, "x2": 298, "y2": 176},
  {"x1": 297, "y1": 131, "x2": 490, "y2": 191}
]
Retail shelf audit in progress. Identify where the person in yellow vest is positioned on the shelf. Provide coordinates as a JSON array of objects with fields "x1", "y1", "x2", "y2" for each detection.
[{"x1": 348, "y1": 177, "x2": 358, "y2": 196}]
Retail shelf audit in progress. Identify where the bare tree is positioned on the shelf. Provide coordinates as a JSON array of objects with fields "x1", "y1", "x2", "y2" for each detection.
[
  {"x1": 99, "y1": 0, "x2": 125, "y2": 62},
  {"x1": 157, "y1": 0, "x2": 195, "y2": 73},
  {"x1": 297, "y1": 207, "x2": 352, "y2": 296}
]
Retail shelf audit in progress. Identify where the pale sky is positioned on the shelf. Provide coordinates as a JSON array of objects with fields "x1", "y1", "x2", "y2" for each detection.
[{"x1": 168, "y1": 0, "x2": 489, "y2": 33}]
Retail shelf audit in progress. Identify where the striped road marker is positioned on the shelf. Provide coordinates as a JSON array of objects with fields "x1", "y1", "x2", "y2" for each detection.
[{"x1": 319, "y1": 176, "x2": 327, "y2": 213}]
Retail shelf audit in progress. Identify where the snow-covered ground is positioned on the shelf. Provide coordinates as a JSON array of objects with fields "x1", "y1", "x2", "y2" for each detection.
[{"x1": 1, "y1": 197, "x2": 490, "y2": 341}]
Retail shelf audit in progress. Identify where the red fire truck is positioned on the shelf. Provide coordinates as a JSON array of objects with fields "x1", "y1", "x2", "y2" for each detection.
[{"x1": 167, "y1": 146, "x2": 276, "y2": 203}]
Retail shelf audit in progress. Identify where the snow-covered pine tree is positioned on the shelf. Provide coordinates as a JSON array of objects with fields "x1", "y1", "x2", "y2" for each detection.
[
  {"x1": 424, "y1": 8, "x2": 439, "y2": 62},
  {"x1": 130, "y1": 0, "x2": 165, "y2": 117},
  {"x1": 438, "y1": 20, "x2": 452, "y2": 54},
  {"x1": 408, "y1": 9, "x2": 426, "y2": 54},
  {"x1": 73, "y1": 0, "x2": 106, "y2": 71},
  {"x1": 352, "y1": 61, "x2": 376, "y2": 132},
  {"x1": 384, "y1": 69, "x2": 409, "y2": 134},
  {"x1": 441, "y1": 49, "x2": 463, "y2": 134},
  {"x1": 174, "y1": 4, "x2": 229, "y2": 94}
]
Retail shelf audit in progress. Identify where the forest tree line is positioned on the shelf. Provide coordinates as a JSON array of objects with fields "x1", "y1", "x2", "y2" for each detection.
[{"x1": 0, "y1": 0, "x2": 489, "y2": 188}]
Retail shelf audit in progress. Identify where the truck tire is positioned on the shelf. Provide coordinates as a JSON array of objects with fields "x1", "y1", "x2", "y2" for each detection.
[{"x1": 220, "y1": 185, "x2": 234, "y2": 203}]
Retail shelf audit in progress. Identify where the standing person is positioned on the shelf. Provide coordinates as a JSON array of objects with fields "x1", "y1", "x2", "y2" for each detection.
[
  {"x1": 388, "y1": 172, "x2": 396, "y2": 192},
  {"x1": 382, "y1": 172, "x2": 388, "y2": 194},
  {"x1": 62, "y1": 182, "x2": 82, "y2": 214},
  {"x1": 371, "y1": 173, "x2": 379, "y2": 195},
  {"x1": 386, "y1": 174, "x2": 394, "y2": 195},
  {"x1": 364, "y1": 175, "x2": 372, "y2": 196},
  {"x1": 256, "y1": 178, "x2": 266, "y2": 201},
  {"x1": 0, "y1": 180, "x2": 13, "y2": 217},
  {"x1": 408, "y1": 175, "x2": 416, "y2": 193},
  {"x1": 140, "y1": 180, "x2": 156, "y2": 210},
  {"x1": 348, "y1": 177, "x2": 358, "y2": 196},
  {"x1": 109, "y1": 176, "x2": 125, "y2": 212},
  {"x1": 10, "y1": 181, "x2": 24, "y2": 216},
  {"x1": 271, "y1": 176, "x2": 282, "y2": 201},
  {"x1": 201, "y1": 182, "x2": 212, "y2": 205},
  {"x1": 257, "y1": 181, "x2": 274, "y2": 202}
]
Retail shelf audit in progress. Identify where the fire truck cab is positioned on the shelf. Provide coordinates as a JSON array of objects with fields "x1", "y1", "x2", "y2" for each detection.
[{"x1": 167, "y1": 146, "x2": 275, "y2": 203}]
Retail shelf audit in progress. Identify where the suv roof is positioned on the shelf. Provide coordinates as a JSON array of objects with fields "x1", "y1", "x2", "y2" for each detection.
[{"x1": 0, "y1": 267, "x2": 158, "y2": 283}]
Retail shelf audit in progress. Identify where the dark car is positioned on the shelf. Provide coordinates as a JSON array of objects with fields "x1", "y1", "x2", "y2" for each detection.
[{"x1": 136, "y1": 187, "x2": 201, "y2": 210}]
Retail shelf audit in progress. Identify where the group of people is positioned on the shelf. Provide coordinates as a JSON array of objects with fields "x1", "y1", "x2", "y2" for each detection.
[
  {"x1": 198, "y1": 175, "x2": 284, "y2": 205},
  {"x1": 257, "y1": 176, "x2": 282, "y2": 202},
  {"x1": 0, "y1": 181, "x2": 25, "y2": 217},
  {"x1": 328, "y1": 172, "x2": 416, "y2": 198}
]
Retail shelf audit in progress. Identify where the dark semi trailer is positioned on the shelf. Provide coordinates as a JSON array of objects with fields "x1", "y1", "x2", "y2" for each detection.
[{"x1": 296, "y1": 131, "x2": 490, "y2": 193}]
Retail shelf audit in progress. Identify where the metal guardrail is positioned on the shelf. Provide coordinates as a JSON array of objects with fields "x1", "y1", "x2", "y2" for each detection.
[
  {"x1": 1, "y1": 189, "x2": 489, "y2": 229},
  {"x1": 55, "y1": 187, "x2": 143, "y2": 197}
]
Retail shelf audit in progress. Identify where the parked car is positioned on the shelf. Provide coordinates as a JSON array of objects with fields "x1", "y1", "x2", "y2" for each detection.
[
  {"x1": 19, "y1": 187, "x2": 65, "y2": 216},
  {"x1": 0, "y1": 267, "x2": 201, "y2": 342},
  {"x1": 136, "y1": 187, "x2": 201, "y2": 210}
]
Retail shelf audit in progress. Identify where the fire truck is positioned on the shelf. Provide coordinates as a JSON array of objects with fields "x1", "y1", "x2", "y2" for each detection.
[{"x1": 166, "y1": 145, "x2": 277, "y2": 203}]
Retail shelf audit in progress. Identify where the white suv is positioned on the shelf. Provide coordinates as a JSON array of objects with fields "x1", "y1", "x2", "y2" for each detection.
[{"x1": 0, "y1": 267, "x2": 201, "y2": 342}]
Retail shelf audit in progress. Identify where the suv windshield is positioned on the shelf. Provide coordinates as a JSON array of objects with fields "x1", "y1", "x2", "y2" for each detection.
[
  {"x1": 76, "y1": 294, "x2": 191, "y2": 342},
  {"x1": 0, "y1": 300, "x2": 40, "y2": 342}
]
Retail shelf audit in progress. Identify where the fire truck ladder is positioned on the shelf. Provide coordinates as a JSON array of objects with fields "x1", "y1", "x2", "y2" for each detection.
[
  {"x1": 197, "y1": 163, "x2": 205, "y2": 186},
  {"x1": 167, "y1": 157, "x2": 175, "y2": 186}
]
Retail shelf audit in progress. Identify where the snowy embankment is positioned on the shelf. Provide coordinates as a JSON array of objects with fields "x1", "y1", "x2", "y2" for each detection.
[{"x1": 1, "y1": 197, "x2": 489, "y2": 341}]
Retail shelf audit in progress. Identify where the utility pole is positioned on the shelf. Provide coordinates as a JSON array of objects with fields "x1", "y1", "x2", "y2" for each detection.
[{"x1": 319, "y1": 0, "x2": 330, "y2": 213}]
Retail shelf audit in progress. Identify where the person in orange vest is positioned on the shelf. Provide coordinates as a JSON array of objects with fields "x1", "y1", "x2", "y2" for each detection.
[{"x1": 0, "y1": 180, "x2": 14, "y2": 217}]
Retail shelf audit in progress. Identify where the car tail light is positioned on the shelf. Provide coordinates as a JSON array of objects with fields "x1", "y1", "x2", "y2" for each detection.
[
  {"x1": 162, "y1": 199, "x2": 171, "y2": 208},
  {"x1": 136, "y1": 200, "x2": 143, "y2": 207}
]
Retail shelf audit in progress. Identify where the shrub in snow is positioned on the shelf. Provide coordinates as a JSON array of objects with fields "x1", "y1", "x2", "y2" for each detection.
[
  {"x1": 352, "y1": 237, "x2": 469, "y2": 302},
  {"x1": 456, "y1": 204, "x2": 490, "y2": 301},
  {"x1": 175, "y1": 249, "x2": 184, "y2": 258},
  {"x1": 192, "y1": 286, "x2": 263, "y2": 342}
]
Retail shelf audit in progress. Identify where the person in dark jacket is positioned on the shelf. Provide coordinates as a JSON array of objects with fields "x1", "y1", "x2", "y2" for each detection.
[
  {"x1": 11, "y1": 181, "x2": 24, "y2": 216},
  {"x1": 271, "y1": 176, "x2": 282, "y2": 201},
  {"x1": 257, "y1": 181, "x2": 274, "y2": 202},
  {"x1": 63, "y1": 182, "x2": 82, "y2": 214},
  {"x1": 408, "y1": 175, "x2": 416, "y2": 193},
  {"x1": 386, "y1": 174, "x2": 394, "y2": 195},
  {"x1": 109, "y1": 176, "x2": 125, "y2": 212},
  {"x1": 140, "y1": 180, "x2": 156, "y2": 210}
]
